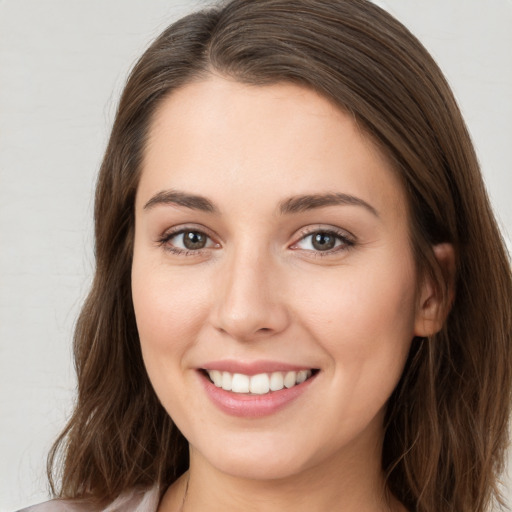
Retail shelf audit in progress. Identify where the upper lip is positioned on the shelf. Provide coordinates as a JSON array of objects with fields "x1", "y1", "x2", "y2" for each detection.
[{"x1": 200, "y1": 360, "x2": 317, "y2": 376}]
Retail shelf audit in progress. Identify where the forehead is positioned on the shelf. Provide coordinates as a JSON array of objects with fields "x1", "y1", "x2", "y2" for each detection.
[{"x1": 138, "y1": 76, "x2": 407, "y2": 220}]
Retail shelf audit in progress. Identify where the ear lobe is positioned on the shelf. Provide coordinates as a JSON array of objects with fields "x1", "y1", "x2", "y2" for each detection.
[{"x1": 414, "y1": 243, "x2": 456, "y2": 337}]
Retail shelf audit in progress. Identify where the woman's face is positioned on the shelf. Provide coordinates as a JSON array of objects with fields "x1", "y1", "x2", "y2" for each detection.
[{"x1": 132, "y1": 77, "x2": 431, "y2": 481}]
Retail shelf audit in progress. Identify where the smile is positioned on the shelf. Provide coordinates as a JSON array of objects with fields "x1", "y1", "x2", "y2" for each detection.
[
  {"x1": 205, "y1": 369, "x2": 315, "y2": 395},
  {"x1": 199, "y1": 366, "x2": 319, "y2": 417}
]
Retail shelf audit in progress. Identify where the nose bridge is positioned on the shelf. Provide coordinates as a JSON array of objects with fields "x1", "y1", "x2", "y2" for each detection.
[{"x1": 212, "y1": 237, "x2": 289, "y2": 340}]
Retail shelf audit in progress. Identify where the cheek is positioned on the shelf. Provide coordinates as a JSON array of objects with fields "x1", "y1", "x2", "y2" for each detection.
[
  {"x1": 131, "y1": 259, "x2": 210, "y2": 367},
  {"x1": 295, "y1": 255, "x2": 417, "y2": 393},
  {"x1": 300, "y1": 260, "x2": 416, "y2": 334},
  {"x1": 131, "y1": 260, "x2": 215, "y2": 429}
]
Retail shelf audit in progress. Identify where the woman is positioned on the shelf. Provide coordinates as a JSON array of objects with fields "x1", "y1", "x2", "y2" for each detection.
[{"x1": 19, "y1": 0, "x2": 512, "y2": 511}]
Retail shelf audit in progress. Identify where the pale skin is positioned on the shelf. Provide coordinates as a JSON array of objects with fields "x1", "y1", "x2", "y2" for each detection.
[{"x1": 131, "y1": 76, "x2": 453, "y2": 511}]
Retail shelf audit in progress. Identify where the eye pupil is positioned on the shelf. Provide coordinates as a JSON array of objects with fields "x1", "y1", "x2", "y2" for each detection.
[
  {"x1": 183, "y1": 231, "x2": 207, "y2": 249},
  {"x1": 312, "y1": 232, "x2": 336, "y2": 251}
]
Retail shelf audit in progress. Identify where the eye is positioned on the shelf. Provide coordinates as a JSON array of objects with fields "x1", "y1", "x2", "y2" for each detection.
[
  {"x1": 292, "y1": 229, "x2": 354, "y2": 254},
  {"x1": 176, "y1": 230, "x2": 209, "y2": 250},
  {"x1": 158, "y1": 228, "x2": 219, "y2": 254}
]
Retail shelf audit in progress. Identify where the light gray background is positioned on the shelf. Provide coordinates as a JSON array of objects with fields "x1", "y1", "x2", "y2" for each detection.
[{"x1": 1, "y1": 1, "x2": 511, "y2": 510}]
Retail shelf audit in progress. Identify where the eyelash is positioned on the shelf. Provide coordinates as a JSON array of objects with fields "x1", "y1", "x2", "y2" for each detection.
[
  {"x1": 157, "y1": 228, "x2": 216, "y2": 257},
  {"x1": 157, "y1": 226, "x2": 356, "y2": 258},
  {"x1": 292, "y1": 227, "x2": 356, "y2": 258}
]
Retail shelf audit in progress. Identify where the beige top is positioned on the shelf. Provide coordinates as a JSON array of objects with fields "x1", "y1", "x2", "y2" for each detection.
[{"x1": 17, "y1": 486, "x2": 160, "y2": 512}]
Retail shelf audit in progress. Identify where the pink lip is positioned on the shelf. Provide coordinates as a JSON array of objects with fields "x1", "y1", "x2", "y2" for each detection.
[
  {"x1": 200, "y1": 359, "x2": 313, "y2": 376},
  {"x1": 198, "y1": 369, "x2": 318, "y2": 418}
]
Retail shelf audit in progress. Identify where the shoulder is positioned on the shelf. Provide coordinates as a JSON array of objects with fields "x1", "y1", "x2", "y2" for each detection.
[
  {"x1": 16, "y1": 501, "x2": 92, "y2": 512},
  {"x1": 16, "y1": 486, "x2": 160, "y2": 512}
]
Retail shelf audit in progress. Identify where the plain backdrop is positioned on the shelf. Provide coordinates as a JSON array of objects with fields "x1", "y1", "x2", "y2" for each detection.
[{"x1": 1, "y1": 1, "x2": 511, "y2": 510}]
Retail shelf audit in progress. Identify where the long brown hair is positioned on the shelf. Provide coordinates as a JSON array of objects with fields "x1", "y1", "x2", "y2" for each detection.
[{"x1": 48, "y1": 1, "x2": 512, "y2": 510}]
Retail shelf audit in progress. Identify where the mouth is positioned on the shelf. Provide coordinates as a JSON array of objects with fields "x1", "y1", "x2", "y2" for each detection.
[{"x1": 201, "y1": 368, "x2": 319, "y2": 395}]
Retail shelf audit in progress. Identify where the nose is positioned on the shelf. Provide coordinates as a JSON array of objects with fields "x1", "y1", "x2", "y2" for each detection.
[{"x1": 210, "y1": 245, "x2": 290, "y2": 342}]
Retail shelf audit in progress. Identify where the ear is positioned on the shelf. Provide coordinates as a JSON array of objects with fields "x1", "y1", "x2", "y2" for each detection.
[{"x1": 414, "y1": 243, "x2": 456, "y2": 337}]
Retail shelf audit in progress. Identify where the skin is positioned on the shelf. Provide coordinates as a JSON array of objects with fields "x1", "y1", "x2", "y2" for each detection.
[{"x1": 132, "y1": 76, "x2": 449, "y2": 511}]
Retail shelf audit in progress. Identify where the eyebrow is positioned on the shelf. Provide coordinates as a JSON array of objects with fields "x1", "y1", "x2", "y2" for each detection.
[
  {"x1": 143, "y1": 189, "x2": 378, "y2": 217},
  {"x1": 144, "y1": 190, "x2": 218, "y2": 213},
  {"x1": 279, "y1": 193, "x2": 379, "y2": 217}
]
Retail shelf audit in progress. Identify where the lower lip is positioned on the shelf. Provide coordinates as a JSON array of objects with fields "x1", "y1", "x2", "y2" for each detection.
[{"x1": 199, "y1": 372, "x2": 317, "y2": 418}]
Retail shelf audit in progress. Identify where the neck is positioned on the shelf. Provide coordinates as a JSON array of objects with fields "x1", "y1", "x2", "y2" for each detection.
[{"x1": 159, "y1": 440, "x2": 404, "y2": 512}]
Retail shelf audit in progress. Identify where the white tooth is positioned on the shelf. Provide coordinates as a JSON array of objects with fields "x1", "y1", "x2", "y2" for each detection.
[
  {"x1": 221, "y1": 371, "x2": 232, "y2": 391},
  {"x1": 284, "y1": 371, "x2": 297, "y2": 389},
  {"x1": 231, "y1": 373, "x2": 250, "y2": 393},
  {"x1": 296, "y1": 370, "x2": 308, "y2": 384},
  {"x1": 249, "y1": 373, "x2": 270, "y2": 395},
  {"x1": 209, "y1": 370, "x2": 222, "y2": 387},
  {"x1": 306, "y1": 369, "x2": 312, "y2": 378},
  {"x1": 269, "y1": 372, "x2": 284, "y2": 391}
]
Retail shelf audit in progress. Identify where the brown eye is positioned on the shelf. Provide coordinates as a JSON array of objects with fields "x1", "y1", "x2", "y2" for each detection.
[
  {"x1": 182, "y1": 231, "x2": 207, "y2": 250},
  {"x1": 311, "y1": 232, "x2": 337, "y2": 251},
  {"x1": 292, "y1": 228, "x2": 354, "y2": 255},
  {"x1": 159, "y1": 228, "x2": 218, "y2": 255}
]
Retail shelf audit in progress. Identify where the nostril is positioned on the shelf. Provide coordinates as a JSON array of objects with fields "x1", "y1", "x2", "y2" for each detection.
[{"x1": 212, "y1": 293, "x2": 290, "y2": 341}]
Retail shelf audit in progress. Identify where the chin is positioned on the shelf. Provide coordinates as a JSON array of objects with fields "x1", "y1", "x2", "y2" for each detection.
[
  {"x1": 189, "y1": 427, "x2": 335, "y2": 482},
  {"x1": 207, "y1": 450, "x2": 310, "y2": 481}
]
